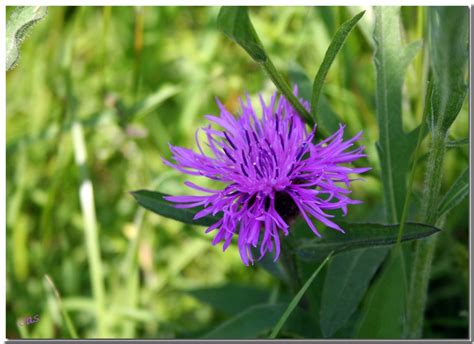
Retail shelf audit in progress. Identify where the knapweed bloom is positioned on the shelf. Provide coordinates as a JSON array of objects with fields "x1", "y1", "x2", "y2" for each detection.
[{"x1": 163, "y1": 90, "x2": 368, "y2": 265}]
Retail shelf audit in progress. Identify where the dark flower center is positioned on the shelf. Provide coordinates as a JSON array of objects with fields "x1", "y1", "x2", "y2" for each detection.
[{"x1": 274, "y1": 191, "x2": 300, "y2": 224}]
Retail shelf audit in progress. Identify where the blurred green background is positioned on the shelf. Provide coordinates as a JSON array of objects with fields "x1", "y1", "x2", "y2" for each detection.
[{"x1": 6, "y1": 6, "x2": 468, "y2": 339}]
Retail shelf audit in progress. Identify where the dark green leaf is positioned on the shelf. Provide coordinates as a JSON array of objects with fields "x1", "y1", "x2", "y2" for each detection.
[
  {"x1": 428, "y1": 7, "x2": 468, "y2": 133},
  {"x1": 373, "y1": 7, "x2": 422, "y2": 224},
  {"x1": 356, "y1": 250, "x2": 407, "y2": 338},
  {"x1": 320, "y1": 247, "x2": 388, "y2": 337},
  {"x1": 131, "y1": 190, "x2": 220, "y2": 227},
  {"x1": 217, "y1": 6, "x2": 313, "y2": 125},
  {"x1": 295, "y1": 221, "x2": 440, "y2": 262},
  {"x1": 311, "y1": 11, "x2": 365, "y2": 117},
  {"x1": 217, "y1": 6, "x2": 267, "y2": 63},
  {"x1": 186, "y1": 284, "x2": 278, "y2": 316},
  {"x1": 6, "y1": 6, "x2": 48, "y2": 71},
  {"x1": 203, "y1": 303, "x2": 315, "y2": 339},
  {"x1": 436, "y1": 168, "x2": 469, "y2": 219}
]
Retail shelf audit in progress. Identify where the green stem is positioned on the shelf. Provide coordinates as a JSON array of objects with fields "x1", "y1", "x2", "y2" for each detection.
[
  {"x1": 72, "y1": 120, "x2": 107, "y2": 337},
  {"x1": 262, "y1": 59, "x2": 314, "y2": 127},
  {"x1": 396, "y1": 82, "x2": 432, "y2": 246},
  {"x1": 406, "y1": 130, "x2": 446, "y2": 338},
  {"x1": 280, "y1": 238, "x2": 301, "y2": 296}
]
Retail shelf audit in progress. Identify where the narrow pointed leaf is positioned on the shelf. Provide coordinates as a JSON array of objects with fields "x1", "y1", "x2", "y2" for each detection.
[
  {"x1": 131, "y1": 190, "x2": 220, "y2": 227},
  {"x1": 428, "y1": 7, "x2": 468, "y2": 133},
  {"x1": 373, "y1": 6, "x2": 422, "y2": 223},
  {"x1": 295, "y1": 222, "x2": 440, "y2": 262},
  {"x1": 6, "y1": 6, "x2": 47, "y2": 71},
  {"x1": 311, "y1": 11, "x2": 365, "y2": 116},
  {"x1": 436, "y1": 168, "x2": 469, "y2": 219}
]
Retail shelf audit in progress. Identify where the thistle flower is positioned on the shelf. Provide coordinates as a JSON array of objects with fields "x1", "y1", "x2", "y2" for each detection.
[{"x1": 163, "y1": 90, "x2": 368, "y2": 266}]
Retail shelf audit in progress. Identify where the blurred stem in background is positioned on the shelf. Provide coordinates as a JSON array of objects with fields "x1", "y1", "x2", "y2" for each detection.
[{"x1": 64, "y1": 8, "x2": 108, "y2": 337}]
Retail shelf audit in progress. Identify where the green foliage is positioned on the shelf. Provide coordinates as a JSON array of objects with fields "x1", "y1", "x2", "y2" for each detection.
[
  {"x1": 427, "y1": 7, "x2": 468, "y2": 134},
  {"x1": 186, "y1": 283, "x2": 286, "y2": 316},
  {"x1": 289, "y1": 64, "x2": 340, "y2": 136},
  {"x1": 217, "y1": 7, "x2": 267, "y2": 63},
  {"x1": 217, "y1": 6, "x2": 313, "y2": 125},
  {"x1": 6, "y1": 6, "x2": 468, "y2": 340},
  {"x1": 436, "y1": 168, "x2": 469, "y2": 220},
  {"x1": 269, "y1": 253, "x2": 332, "y2": 338},
  {"x1": 356, "y1": 251, "x2": 407, "y2": 338},
  {"x1": 320, "y1": 247, "x2": 388, "y2": 337},
  {"x1": 295, "y1": 222, "x2": 440, "y2": 261},
  {"x1": 6, "y1": 6, "x2": 47, "y2": 70},
  {"x1": 203, "y1": 303, "x2": 314, "y2": 338},
  {"x1": 373, "y1": 6, "x2": 422, "y2": 223},
  {"x1": 311, "y1": 11, "x2": 364, "y2": 123},
  {"x1": 131, "y1": 190, "x2": 220, "y2": 227}
]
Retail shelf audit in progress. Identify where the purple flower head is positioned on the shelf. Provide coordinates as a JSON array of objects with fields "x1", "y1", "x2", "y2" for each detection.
[{"x1": 163, "y1": 89, "x2": 369, "y2": 266}]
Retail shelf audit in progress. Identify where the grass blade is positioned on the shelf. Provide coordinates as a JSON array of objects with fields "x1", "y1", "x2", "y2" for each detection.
[
  {"x1": 269, "y1": 252, "x2": 333, "y2": 339},
  {"x1": 311, "y1": 10, "x2": 364, "y2": 116},
  {"x1": 44, "y1": 275, "x2": 78, "y2": 338}
]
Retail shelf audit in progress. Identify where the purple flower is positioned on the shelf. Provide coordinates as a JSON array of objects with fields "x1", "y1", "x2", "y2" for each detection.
[{"x1": 163, "y1": 89, "x2": 369, "y2": 266}]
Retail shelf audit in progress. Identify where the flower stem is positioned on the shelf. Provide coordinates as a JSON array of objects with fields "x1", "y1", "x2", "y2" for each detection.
[
  {"x1": 262, "y1": 59, "x2": 314, "y2": 127},
  {"x1": 406, "y1": 130, "x2": 446, "y2": 338},
  {"x1": 280, "y1": 237, "x2": 301, "y2": 296}
]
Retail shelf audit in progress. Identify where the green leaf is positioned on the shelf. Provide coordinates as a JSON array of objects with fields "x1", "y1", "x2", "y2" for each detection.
[
  {"x1": 6, "y1": 6, "x2": 47, "y2": 71},
  {"x1": 269, "y1": 253, "x2": 333, "y2": 338},
  {"x1": 320, "y1": 247, "x2": 388, "y2": 337},
  {"x1": 203, "y1": 303, "x2": 315, "y2": 339},
  {"x1": 217, "y1": 6, "x2": 267, "y2": 63},
  {"x1": 186, "y1": 283, "x2": 281, "y2": 316},
  {"x1": 288, "y1": 64, "x2": 340, "y2": 136},
  {"x1": 217, "y1": 6, "x2": 313, "y2": 126},
  {"x1": 373, "y1": 6, "x2": 422, "y2": 224},
  {"x1": 130, "y1": 190, "x2": 220, "y2": 227},
  {"x1": 295, "y1": 221, "x2": 440, "y2": 262},
  {"x1": 428, "y1": 7, "x2": 468, "y2": 133},
  {"x1": 311, "y1": 11, "x2": 365, "y2": 118},
  {"x1": 356, "y1": 250, "x2": 407, "y2": 338},
  {"x1": 436, "y1": 168, "x2": 469, "y2": 219}
]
